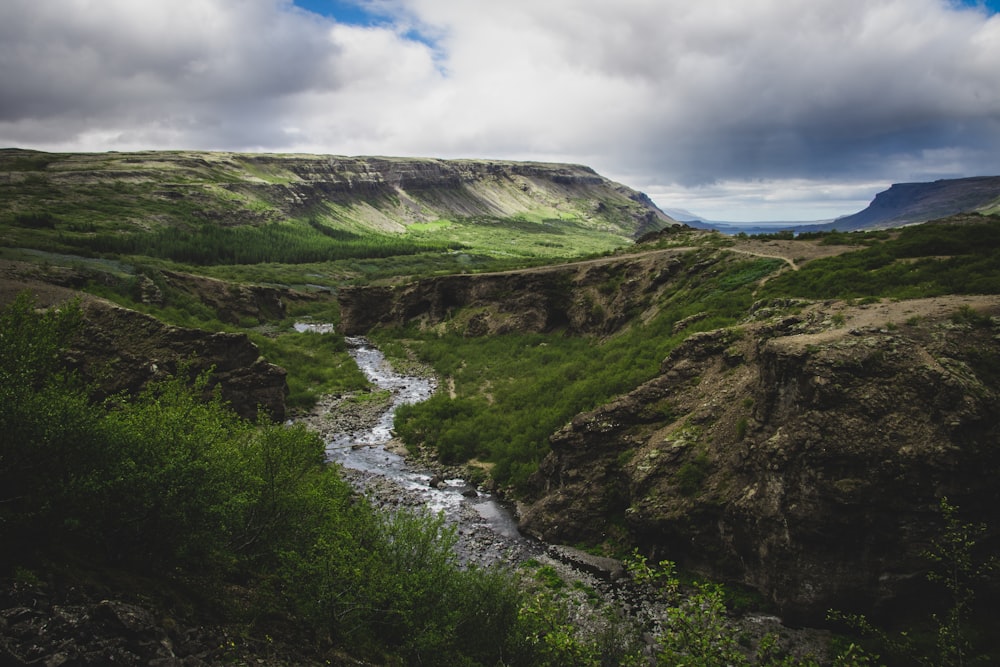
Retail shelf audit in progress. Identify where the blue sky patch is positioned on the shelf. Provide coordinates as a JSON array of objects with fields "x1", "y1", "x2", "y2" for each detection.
[
  {"x1": 292, "y1": 0, "x2": 440, "y2": 51},
  {"x1": 293, "y1": 0, "x2": 377, "y2": 25},
  {"x1": 957, "y1": 0, "x2": 1000, "y2": 13}
]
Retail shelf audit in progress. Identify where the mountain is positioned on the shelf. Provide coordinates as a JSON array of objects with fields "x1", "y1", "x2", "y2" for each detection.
[
  {"x1": 667, "y1": 176, "x2": 1000, "y2": 235},
  {"x1": 0, "y1": 149, "x2": 675, "y2": 243},
  {"x1": 817, "y1": 175, "x2": 1000, "y2": 231},
  {"x1": 660, "y1": 206, "x2": 833, "y2": 235},
  {"x1": 686, "y1": 219, "x2": 833, "y2": 234},
  {"x1": 658, "y1": 206, "x2": 703, "y2": 222}
]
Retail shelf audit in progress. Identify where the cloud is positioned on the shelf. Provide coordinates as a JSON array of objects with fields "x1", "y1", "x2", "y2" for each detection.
[{"x1": 1, "y1": 0, "x2": 999, "y2": 220}]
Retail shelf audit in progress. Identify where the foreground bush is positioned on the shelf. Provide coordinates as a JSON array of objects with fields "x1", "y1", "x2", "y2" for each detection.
[{"x1": 0, "y1": 293, "x2": 539, "y2": 664}]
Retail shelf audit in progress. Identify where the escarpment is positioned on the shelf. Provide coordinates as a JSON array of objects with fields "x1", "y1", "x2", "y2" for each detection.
[
  {"x1": 224, "y1": 155, "x2": 674, "y2": 237},
  {"x1": 0, "y1": 149, "x2": 675, "y2": 239},
  {"x1": 518, "y1": 296, "x2": 1000, "y2": 623},
  {"x1": 338, "y1": 247, "x2": 692, "y2": 336},
  {"x1": 65, "y1": 299, "x2": 289, "y2": 422},
  {"x1": 0, "y1": 280, "x2": 289, "y2": 421}
]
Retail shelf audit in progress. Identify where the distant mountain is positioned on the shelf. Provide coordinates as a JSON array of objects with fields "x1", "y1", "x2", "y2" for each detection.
[
  {"x1": 686, "y1": 219, "x2": 834, "y2": 235},
  {"x1": 660, "y1": 207, "x2": 831, "y2": 235},
  {"x1": 667, "y1": 176, "x2": 1000, "y2": 236},
  {"x1": 816, "y1": 176, "x2": 1000, "y2": 231},
  {"x1": 659, "y1": 207, "x2": 703, "y2": 222}
]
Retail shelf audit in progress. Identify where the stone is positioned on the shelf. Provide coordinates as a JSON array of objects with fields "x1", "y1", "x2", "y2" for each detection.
[
  {"x1": 518, "y1": 297, "x2": 1000, "y2": 623},
  {"x1": 65, "y1": 299, "x2": 288, "y2": 422}
]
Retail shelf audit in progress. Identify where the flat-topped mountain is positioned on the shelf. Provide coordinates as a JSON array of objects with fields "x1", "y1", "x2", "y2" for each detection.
[
  {"x1": 822, "y1": 175, "x2": 1000, "y2": 231},
  {"x1": 0, "y1": 149, "x2": 674, "y2": 242}
]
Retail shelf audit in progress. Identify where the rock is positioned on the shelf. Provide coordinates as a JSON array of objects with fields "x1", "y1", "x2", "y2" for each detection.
[
  {"x1": 0, "y1": 580, "x2": 338, "y2": 667},
  {"x1": 338, "y1": 247, "x2": 696, "y2": 336},
  {"x1": 548, "y1": 545, "x2": 625, "y2": 582},
  {"x1": 519, "y1": 297, "x2": 1000, "y2": 623},
  {"x1": 64, "y1": 299, "x2": 288, "y2": 422},
  {"x1": 159, "y1": 270, "x2": 293, "y2": 325}
]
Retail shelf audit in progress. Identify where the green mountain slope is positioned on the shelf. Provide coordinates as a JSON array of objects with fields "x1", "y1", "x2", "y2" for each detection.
[{"x1": 0, "y1": 149, "x2": 675, "y2": 264}]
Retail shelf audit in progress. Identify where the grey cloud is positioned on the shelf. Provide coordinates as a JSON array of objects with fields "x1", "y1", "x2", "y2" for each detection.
[{"x1": 0, "y1": 0, "x2": 343, "y2": 146}]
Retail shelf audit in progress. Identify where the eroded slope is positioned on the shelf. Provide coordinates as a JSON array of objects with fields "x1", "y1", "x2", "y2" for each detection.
[{"x1": 518, "y1": 295, "x2": 1000, "y2": 622}]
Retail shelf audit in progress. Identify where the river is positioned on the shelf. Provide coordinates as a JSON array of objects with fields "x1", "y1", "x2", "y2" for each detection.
[
  {"x1": 298, "y1": 329, "x2": 540, "y2": 565},
  {"x1": 293, "y1": 328, "x2": 832, "y2": 658}
]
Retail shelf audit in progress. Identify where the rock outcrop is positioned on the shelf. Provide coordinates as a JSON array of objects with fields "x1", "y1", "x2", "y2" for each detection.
[
  {"x1": 0, "y1": 579, "x2": 331, "y2": 666},
  {"x1": 338, "y1": 246, "x2": 693, "y2": 336},
  {"x1": 65, "y1": 298, "x2": 288, "y2": 422},
  {"x1": 518, "y1": 296, "x2": 1000, "y2": 623},
  {"x1": 158, "y1": 270, "x2": 293, "y2": 324}
]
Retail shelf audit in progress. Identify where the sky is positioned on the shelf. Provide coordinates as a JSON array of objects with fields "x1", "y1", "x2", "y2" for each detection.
[{"x1": 2, "y1": 1, "x2": 1000, "y2": 222}]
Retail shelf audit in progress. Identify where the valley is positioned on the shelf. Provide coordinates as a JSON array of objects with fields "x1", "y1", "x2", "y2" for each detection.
[{"x1": 2, "y1": 150, "x2": 1000, "y2": 665}]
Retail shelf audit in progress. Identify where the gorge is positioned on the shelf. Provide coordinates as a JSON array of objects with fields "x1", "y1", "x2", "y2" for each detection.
[{"x1": 3, "y1": 150, "x2": 1000, "y2": 664}]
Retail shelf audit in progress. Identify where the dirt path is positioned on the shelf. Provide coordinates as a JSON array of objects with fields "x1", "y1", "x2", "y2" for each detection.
[
  {"x1": 728, "y1": 247, "x2": 799, "y2": 270},
  {"x1": 773, "y1": 294, "x2": 1000, "y2": 351}
]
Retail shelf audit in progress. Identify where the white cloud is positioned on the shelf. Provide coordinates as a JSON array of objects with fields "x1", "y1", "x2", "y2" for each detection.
[{"x1": 1, "y1": 0, "x2": 999, "y2": 219}]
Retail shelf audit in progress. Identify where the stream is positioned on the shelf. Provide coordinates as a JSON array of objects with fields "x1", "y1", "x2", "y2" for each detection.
[
  {"x1": 293, "y1": 328, "x2": 830, "y2": 658},
  {"x1": 299, "y1": 329, "x2": 541, "y2": 566}
]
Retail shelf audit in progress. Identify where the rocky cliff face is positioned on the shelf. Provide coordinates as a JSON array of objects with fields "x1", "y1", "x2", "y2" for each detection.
[
  {"x1": 220, "y1": 154, "x2": 673, "y2": 238},
  {"x1": 64, "y1": 299, "x2": 288, "y2": 422},
  {"x1": 338, "y1": 246, "x2": 692, "y2": 336},
  {"x1": 518, "y1": 296, "x2": 1000, "y2": 622},
  {"x1": 0, "y1": 263, "x2": 292, "y2": 421}
]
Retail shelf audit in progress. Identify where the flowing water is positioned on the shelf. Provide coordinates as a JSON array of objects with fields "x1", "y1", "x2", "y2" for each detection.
[
  {"x1": 291, "y1": 328, "x2": 825, "y2": 656},
  {"x1": 299, "y1": 328, "x2": 537, "y2": 562}
]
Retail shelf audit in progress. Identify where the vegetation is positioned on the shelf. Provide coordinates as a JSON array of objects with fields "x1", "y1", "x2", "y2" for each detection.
[
  {"x1": 760, "y1": 217, "x2": 1000, "y2": 300},
  {"x1": 0, "y1": 294, "x2": 543, "y2": 664},
  {"x1": 249, "y1": 328, "x2": 370, "y2": 410},
  {"x1": 11, "y1": 291, "x2": 914, "y2": 665},
  {"x1": 829, "y1": 497, "x2": 998, "y2": 667},
  {"x1": 388, "y1": 253, "x2": 784, "y2": 490},
  {"x1": 77, "y1": 219, "x2": 463, "y2": 265},
  {"x1": 5, "y1": 150, "x2": 1000, "y2": 663}
]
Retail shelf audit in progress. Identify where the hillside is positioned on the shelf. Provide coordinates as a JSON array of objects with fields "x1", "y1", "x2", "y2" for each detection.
[
  {"x1": 4, "y1": 147, "x2": 1000, "y2": 664},
  {"x1": 817, "y1": 175, "x2": 1000, "y2": 231},
  {"x1": 0, "y1": 149, "x2": 674, "y2": 265},
  {"x1": 342, "y1": 217, "x2": 1000, "y2": 629}
]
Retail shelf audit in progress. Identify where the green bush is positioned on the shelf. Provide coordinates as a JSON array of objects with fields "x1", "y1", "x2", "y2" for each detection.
[
  {"x1": 0, "y1": 293, "x2": 569, "y2": 665},
  {"x1": 78, "y1": 219, "x2": 461, "y2": 265},
  {"x1": 386, "y1": 254, "x2": 784, "y2": 490},
  {"x1": 0, "y1": 294, "x2": 104, "y2": 547},
  {"x1": 761, "y1": 219, "x2": 1000, "y2": 300}
]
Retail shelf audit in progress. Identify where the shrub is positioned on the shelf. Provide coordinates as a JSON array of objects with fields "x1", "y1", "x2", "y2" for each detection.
[{"x1": 0, "y1": 293, "x2": 551, "y2": 664}]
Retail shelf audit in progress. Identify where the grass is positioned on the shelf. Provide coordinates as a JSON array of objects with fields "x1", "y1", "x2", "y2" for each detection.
[
  {"x1": 404, "y1": 216, "x2": 632, "y2": 260},
  {"x1": 385, "y1": 252, "x2": 784, "y2": 489},
  {"x1": 250, "y1": 329, "x2": 369, "y2": 411},
  {"x1": 760, "y1": 216, "x2": 1000, "y2": 300}
]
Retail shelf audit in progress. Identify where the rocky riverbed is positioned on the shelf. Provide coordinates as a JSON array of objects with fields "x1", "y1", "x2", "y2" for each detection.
[{"x1": 298, "y1": 374, "x2": 542, "y2": 569}]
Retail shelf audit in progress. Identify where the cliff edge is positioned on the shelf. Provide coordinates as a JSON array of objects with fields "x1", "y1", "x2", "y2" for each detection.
[{"x1": 518, "y1": 295, "x2": 1000, "y2": 622}]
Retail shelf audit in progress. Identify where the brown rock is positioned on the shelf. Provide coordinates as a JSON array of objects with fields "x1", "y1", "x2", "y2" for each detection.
[
  {"x1": 66, "y1": 299, "x2": 288, "y2": 421},
  {"x1": 519, "y1": 296, "x2": 1000, "y2": 623}
]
